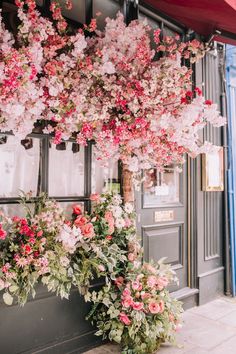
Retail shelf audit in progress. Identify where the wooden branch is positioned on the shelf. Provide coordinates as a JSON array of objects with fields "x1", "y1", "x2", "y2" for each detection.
[{"x1": 122, "y1": 164, "x2": 134, "y2": 204}]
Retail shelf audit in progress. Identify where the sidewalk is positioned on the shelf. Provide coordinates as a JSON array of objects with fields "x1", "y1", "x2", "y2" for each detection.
[{"x1": 84, "y1": 297, "x2": 236, "y2": 354}]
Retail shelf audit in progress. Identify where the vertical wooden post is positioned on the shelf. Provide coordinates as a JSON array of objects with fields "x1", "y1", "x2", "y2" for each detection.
[{"x1": 122, "y1": 164, "x2": 134, "y2": 203}]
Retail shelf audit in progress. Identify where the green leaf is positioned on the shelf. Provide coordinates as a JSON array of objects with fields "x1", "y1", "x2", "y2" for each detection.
[{"x1": 3, "y1": 292, "x2": 13, "y2": 306}]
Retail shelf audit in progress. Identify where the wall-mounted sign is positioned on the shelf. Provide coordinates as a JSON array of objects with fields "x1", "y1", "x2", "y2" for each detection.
[
  {"x1": 154, "y1": 210, "x2": 174, "y2": 222},
  {"x1": 202, "y1": 146, "x2": 224, "y2": 192}
]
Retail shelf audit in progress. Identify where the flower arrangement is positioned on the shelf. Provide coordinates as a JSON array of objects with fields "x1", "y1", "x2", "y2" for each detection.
[
  {"x1": 0, "y1": 193, "x2": 75, "y2": 305},
  {"x1": 87, "y1": 261, "x2": 182, "y2": 354},
  {"x1": 0, "y1": 193, "x2": 139, "y2": 304},
  {"x1": 0, "y1": 1, "x2": 226, "y2": 175},
  {"x1": 0, "y1": 193, "x2": 182, "y2": 353}
]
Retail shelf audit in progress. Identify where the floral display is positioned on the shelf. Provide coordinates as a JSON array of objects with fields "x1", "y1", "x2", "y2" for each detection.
[
  {"x1": 71, "y1": 193, "x2": 140, "y2": 294},
  {"x1": 0, "y1": 0, "x2": 226, "y2": 175},
  {"x1": 0, "y1": 193, "x2": 74, "y2": 305},
  {"x1": 87, "y1": 261, "x2": 182, "y2": 354},
  {"x1": 0, "y1": 193, "x2": 183, "y2": 352},
  {"x1": 0, "y1": 193, "x2": 139, "y2": 304}
]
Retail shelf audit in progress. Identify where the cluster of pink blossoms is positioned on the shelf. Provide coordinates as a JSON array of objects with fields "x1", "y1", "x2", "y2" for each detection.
[{"x1": 0, "y1": 0, "x2": 226, "y2": 172}]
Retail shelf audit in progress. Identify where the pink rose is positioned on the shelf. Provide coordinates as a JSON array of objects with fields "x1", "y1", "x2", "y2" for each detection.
[
  {"x1": 148, "y1": 301, "x2": 160, "y2": 314},
  {"x1": 122, "y1": 296, "x2": 133, "y2": 308},
  {"x1": 74, "y1": 215, "x2": 88, "y2": 227},
  {"x1": 157, "y1": 276, "x2": 169, "y2": 290},
  {"x1": 73, "y1": 204, "x2": 82, "y2": 215},
  {"x1": 132, "y1": 280, "x2": 142, "y2": 291},
  {"x1": 147, "y1": 275, "x2": 157, "y2": 289},
  {"x1": 90, "y1": 193, "x2": 100, "y2": 202},
  {"x1": 81, "y1": 223, "x2": 95, "y2": 238},
  {"x1": 132, "y1": 301, "x2": 144, "y2": 311},
  {"x1": 119, "y1": 312, "x2": 131, "y2": 326}
]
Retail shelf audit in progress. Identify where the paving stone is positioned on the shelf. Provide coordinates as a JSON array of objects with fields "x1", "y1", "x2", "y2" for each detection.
[
  {"x1": 188, "y1": 297, "x2": 236, "y2": 320},
  {"x1": 208, "y1": 334, "x2": 236, "y2": 354},
  {"x1": 217, "y1": 309, "x2": 236, "y2": 328}
]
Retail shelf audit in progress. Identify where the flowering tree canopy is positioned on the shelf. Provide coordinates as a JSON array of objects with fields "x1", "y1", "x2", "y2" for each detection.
[{"x1": 0, "y1": 0, "x2": 226, "y2": 174}]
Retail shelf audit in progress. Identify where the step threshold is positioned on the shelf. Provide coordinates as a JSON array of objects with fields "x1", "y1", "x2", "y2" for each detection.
[{"x1": 171, "y1": 287, "x2": 199, "y2": 300}]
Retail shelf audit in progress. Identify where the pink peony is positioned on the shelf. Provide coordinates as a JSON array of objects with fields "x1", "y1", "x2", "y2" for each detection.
[
  {"x1": 81, "y1": 223, "x2": 95, "y2": 238},
  {"x1": 148, "y1": 301, "x2": 161, "y2": 314},
  {"x1": 74, "y1": 215, "x2": 88, "y2": 227},
  {"x1": 132, "y1": 301, "x2": 144, "y2": 311},
  {"x1": 119, "y1": 312, "x2": 131, "y2": 326}
]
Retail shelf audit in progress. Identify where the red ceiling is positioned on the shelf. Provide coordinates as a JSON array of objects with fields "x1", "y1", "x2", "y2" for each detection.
[{"x1": 145, "y1": 0, "x2": 236, "y2": 44}]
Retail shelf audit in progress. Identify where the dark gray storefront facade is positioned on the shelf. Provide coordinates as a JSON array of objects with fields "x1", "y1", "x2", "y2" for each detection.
[{"x1": 0, "y1": 0, "x2": 228, "y2": 353}]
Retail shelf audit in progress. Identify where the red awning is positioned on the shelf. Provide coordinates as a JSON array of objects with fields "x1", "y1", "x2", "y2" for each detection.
[{"x1": 144, "y1": 0, "x2": 236, "y2": 44}]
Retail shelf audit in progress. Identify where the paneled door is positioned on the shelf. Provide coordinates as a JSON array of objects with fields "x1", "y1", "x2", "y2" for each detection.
[{"x1": 135, "y1": 164, "x2": 188, "y2": 292}]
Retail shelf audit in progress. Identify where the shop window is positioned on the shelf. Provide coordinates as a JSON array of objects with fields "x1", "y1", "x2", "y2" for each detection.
[
  {"x1": 49, "y1": 142, "x2": 85, "y2": 197},
  {"x1": 0, "y1": 135, "x2": 40, "y2": 198},
  {"x1": 91, "y1": 146, "x2": 121, "y2": 194},
  {"x1": 0, "y1": 133, "x2": 119, "y2": 216}
]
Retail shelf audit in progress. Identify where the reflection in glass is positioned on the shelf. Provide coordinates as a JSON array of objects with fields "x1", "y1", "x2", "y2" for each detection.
[
  {"x1": 143, "y1": 165, "x2": 180, "y2": 206},
  {"x1": 49, "y1": 142, "x2": 84, "y2": 196},
  {"x1": 0, "y1": 136, "x2": 40, "y2": 198},
  {"x1": 93, "y1": 0, "x2": 120, "y2": 29},
  {"x1": 92, "y1": 150, "x2": 120, "y2": 194},
  {"x1": 58, "y1": 0, "x2": 86, "y2": 23}
]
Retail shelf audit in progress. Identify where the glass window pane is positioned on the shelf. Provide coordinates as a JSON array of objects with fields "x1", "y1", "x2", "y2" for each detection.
[
  {"x1": 59, "y1": 0, "x2": 86, "y2": 23},
  {"x1": 0, "y1": 203, "x2": 34, "y2": 218},
  {"x1": 0, "y1": 135, "x2": 40, "y2": 198},
  {"x1": 143, "y1": 165, "x2": 180, "y2": 207},
  {"x1": 92, "y1": 148, "x2": 120, "y2": 194},
  {"x1": 93, "y1": 0, "x2": 120, "y2": 29},
  {"x1": 49, "y1": 142, "x2": 84, "y2": 197}
]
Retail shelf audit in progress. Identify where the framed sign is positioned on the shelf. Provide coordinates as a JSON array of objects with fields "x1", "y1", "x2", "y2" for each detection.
[{"x1": 202, "y1": 147, "x2": 224, "y2": 192}]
